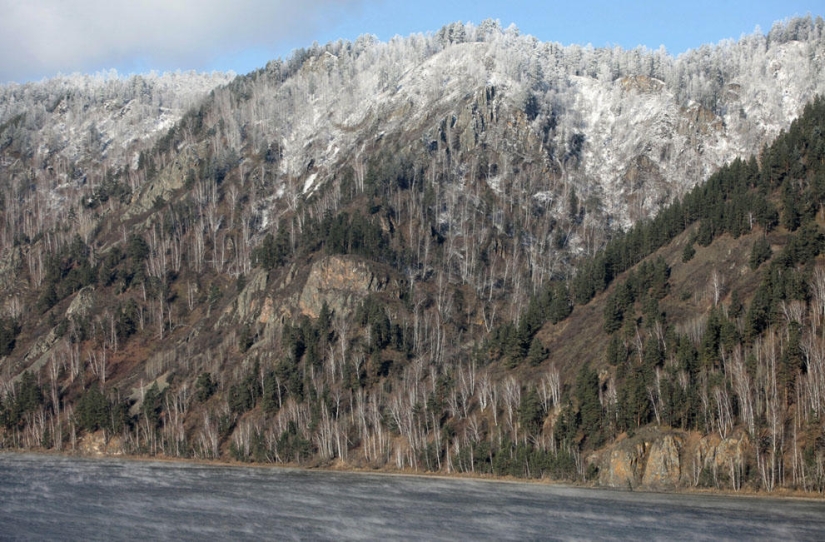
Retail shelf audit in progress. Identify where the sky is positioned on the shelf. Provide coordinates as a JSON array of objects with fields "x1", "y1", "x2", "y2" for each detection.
[{"x1": 0, "y1": 0, "x2": 822, "y2": 83}]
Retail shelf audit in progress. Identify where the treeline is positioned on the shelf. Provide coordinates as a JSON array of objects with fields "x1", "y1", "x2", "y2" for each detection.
[{"x1": 479, "y1": 95, "x2": 825, "y2": 490}]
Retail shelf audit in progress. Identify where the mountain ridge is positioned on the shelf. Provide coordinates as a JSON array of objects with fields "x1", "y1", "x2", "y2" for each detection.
[{"x1": 1, "y1": 16, "x2": 825, "y2": 493}]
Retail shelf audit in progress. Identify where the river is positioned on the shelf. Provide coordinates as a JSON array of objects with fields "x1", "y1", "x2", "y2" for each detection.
[{"x1": 0, "y1": 453, "x2": 823, "y2": 540}]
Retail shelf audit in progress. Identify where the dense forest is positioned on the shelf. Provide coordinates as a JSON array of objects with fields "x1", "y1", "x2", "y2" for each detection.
[{"x1": 1, "y1": 18, "x2": 825, "y2": 493}]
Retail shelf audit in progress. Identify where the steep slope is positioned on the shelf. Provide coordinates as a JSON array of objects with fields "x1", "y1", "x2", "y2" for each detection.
[{"x1": 0, "y1": 18, "x2": 825, "y2": 493}]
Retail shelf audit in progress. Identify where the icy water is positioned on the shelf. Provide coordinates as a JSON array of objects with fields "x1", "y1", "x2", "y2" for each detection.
[{"x1": 1, "y1": 453, "x2": 824, "y2": 541}]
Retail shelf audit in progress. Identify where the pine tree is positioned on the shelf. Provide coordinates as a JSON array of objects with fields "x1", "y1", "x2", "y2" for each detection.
[
  {"x1": 749, "y1": 236, "x2": 772, "y2": 269},
  {"x1": 575, "y1": 364, "x2": 602, "y2": 443},
  {"x1": 548, "y1": 282, "x2": 572, "y2": 323},
  {"x1": 519, "y1": 386, "x2": 544, "y2": 436},
  {"x1": 527, "y1": 336, "x2": 548, "y2": 366},
  {"x1": 682, "y1": 242, "x2": 696, "y2": 262}
]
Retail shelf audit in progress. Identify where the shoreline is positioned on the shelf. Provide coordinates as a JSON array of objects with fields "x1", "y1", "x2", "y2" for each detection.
[{"x1": 3, "y1": 447, "x2": 823, "y2": 502}]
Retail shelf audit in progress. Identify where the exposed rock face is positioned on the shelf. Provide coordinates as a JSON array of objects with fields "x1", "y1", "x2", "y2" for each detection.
[
  {"x1": 641, "y1": 434, "x2": 682, "y2": 488},
  {"x1": 14, "y1": 287, "x2": 96, "y2": 381},
  {"x1": 66, "y1": 286, "x2": 95, "y2": 318},
  {"x1": 619, "y1": 75, "x2": 666, "y2": 94},
  {"x1": 231, "y1": 269, "x2": 268, "y2": 322},
  {"x1": 19, "y1": 329, "x2": 58, "y2": 375},
  {"x1": 601, "y1": 444, "x2": 645, "y2": 488},
  {"x1": 623, "y1": 154, "x2": 669, "y2": 221},
  {"x1": 78, "y1": 430, "x2": 125, "y2": 456},
  {"x1": 679, "y1": 104, "x2": 725, "y2": 136},
  {"x1": 127, "y1": 146, "x2": 199, "y2": 217},
  {"x1": 298, "y1": 255, "x2": 390, "y2": 318},
  {"x1": 598, "y1": 430, "x2": 682, "y2": 489},
  {"x1": 696, "y1": 431, "x2": 749, "y2": 472},
  {"x1": 623, "y1": 155, "x2": 664, "y2": 192}
]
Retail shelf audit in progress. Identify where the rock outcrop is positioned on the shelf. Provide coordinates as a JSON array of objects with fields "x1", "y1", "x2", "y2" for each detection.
[
  {"x1": 78, "y1": 430, "x2": 125, "y2": 456},
  {"x1": 298, "y1": 255, "x2": 390, "y2": 318},
  {"x1": 600, "y1": 443, "x2": 646, "y2": 489},
  {"x1": 15, "y1": 287, "x2": 96, "y2": 382},
  {"x1": 225, "y1": 269, "x2": 268, "y2": 324},
  {"x1": 597, "y1": 429, "x2": 683, "y2": 489},
  {"x1": 695, "y1": 431, "x2": 750, "y2": 474},
  {"x1": 127, "y1": 146, "x2": 199, "y2": 217},
  {"x1": 641, "y1": 434, "x2": 682, "y2": 488},
  {"x1": 66, "y1": 286, "x2": 95, "y2": 318}
]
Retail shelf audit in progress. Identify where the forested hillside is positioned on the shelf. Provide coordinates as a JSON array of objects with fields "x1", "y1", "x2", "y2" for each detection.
[{"x1": 1, "y1": 17, "x2": 825, "y2": 493}]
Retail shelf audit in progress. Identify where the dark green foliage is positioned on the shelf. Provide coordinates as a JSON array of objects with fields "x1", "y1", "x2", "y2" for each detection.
[
  {"x1": 603, "y1": 280, "x2": 647, "y2": 334},
  {"x1": 618, "y1": 365, "x2": 651, "y2": 431},
  {"x1": 82, "y1": 173, "x2": 132, "y2": 209},
  {"x1": 254, "y1": 228, "x2": 291, "y2": 269},
  {"x1": 37, "y1": 283, "x2": 59, "y2": 313},
  {"x1": 779, "y1": 222, "x2": 824, "y2": 267},
  {"x1": 300, "y1": 211, "x2": 394, "y2": 264},
  {"x1": 643, "y1": 335, "x2": 665, "y2": 368},
  {"x1": 2, "y1": 372, "x2": 44, "y2": 429},
  {"x1": 524, "y1": 92, "x2": 540, "y2": 122},
  {"x1": 317, "y1": 302, "x2": 332, "y2": 334},
  {"x1": 519, "y1": 386, "x2": 545, "y2": 436},
  {"x1": 647, "y1": 256, "x2": 670, "y2": 300},
  {"x1": 695, "y1": 220, "x2": 714, "y2": 247},
  {"x1": 780, "y1": 321, "x2": 804, "y2": 394},
  {"x1": 228, "y1": 360, "x2": 262, "y2": 414},
  {"x1": 141, "y1": 383, "x2": 163, "y2": 430},
  {"x1": 116, "y1": 300, "x2": 140, "y2": 340},
  {"x1": 108, "y1": 396, "x2": 132, "y2": 435},
  {"x1": 781, "y1": 181, "x2": 801, "y2": 231},
  {"x1": 277, "y1": 421, "x2": 314, "y2": 463},
  {"x1": 749, "y1": 236, "x2": 772, "y2": 269},
  {"x1": 98, "y1": 246, "x2": 124, "y2": 287},
  {"x1": 728, "y1": 289, "x2": 743, "y2": 319},
  {"x1": 526, "y1": 336, "x2": 548, "y2": 366},
  {"x1": 196, "y1": 372, "x2": 217, "y2": 402},
  {"x1": 552, "y1": 402, "x2": 578, "y2": 447},
  {"x1": 0, "y1": 317, "x2": 20, "y2": 356},
  {"x1": 208, "y1": 283, "x2": 222, "y2": 307},
  {"x1": 238, "y1": 324, "x2": 255, "y2": 353},
  {"x1": 357, "y1": 297, "x2": 392, "y2": 352},
  {"x1": 682, "y1": 243, "x2": 696, "y2": 262},
  {"x1": 575, "y1": 364, "x2": 602, "y2": 444},
  {"x1": 76, "y1": 386, "x2": 110, "y2": 432},
  {"x1": 548, "y1": 281, "x2": 572, "y2": 323},
  {"x1": 282, "y1": 320, "x2": 306, "y2": 362},
  {"x1": 568, "y1": 188, "x2": 580, "y2": 223},
  {"x1": 262, "y1": 371, "x2": 282, "y2": 414},
  {"x1": 746, "y1": 282, "x2": 774, "y2": 340},
  {"x1": 32, "y1": 235, "x2": 98, "y2": 314},
  {"x1": 276, "y1": 357, "x2": 304, "y2": 401},
  {"x1": 605, "y1": 334, "x2": 627, "y2": 366},
  {"x1": 602, "y1": 290, "x2": 625, "y2": 334},
  {"x1": 127, "y1": 234, "x2": 150, "y2": 262},
  {"x1": 498, "y1": 321, "x2": 530, "y2": 368},
  {"x1": 744, "y1": 222, "x2": 825, "y2": 342}
]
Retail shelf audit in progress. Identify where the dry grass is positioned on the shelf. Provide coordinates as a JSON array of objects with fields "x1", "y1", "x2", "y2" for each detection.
[{"x1": 532, "y1": 224, "x2": 784, "y2": 385}]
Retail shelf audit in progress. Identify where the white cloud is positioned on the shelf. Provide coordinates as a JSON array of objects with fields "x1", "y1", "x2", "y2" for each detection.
[{"x1": 0, "y1": 0, "x2": 373, "y2": 82}]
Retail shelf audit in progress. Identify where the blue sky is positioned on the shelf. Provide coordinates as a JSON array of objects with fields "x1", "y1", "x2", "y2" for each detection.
[{"x1": 0, "y1": 0, "x2": 822, "y2": 83}]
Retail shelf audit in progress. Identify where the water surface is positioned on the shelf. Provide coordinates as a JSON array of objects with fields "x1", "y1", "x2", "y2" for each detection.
[{"x1": 1, "y1": 453, "x2": 823, "y2": 540}]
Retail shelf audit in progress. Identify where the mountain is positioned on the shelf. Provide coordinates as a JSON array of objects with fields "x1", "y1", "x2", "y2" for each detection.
[{"x1": 1, "y1": 16, "x2": 825, "y2": 493}]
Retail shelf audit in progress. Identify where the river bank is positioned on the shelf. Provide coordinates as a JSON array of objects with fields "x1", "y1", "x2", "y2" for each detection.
[{"x1": 3, "y1": 445, "x2": 823, "y2": 502}]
